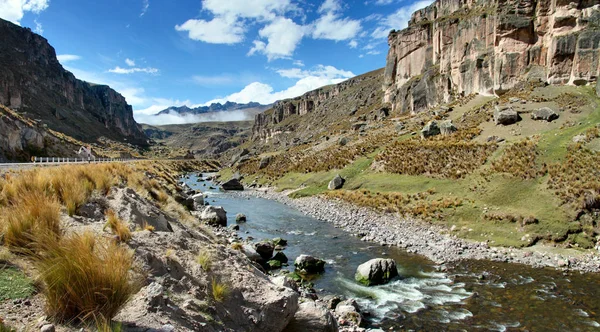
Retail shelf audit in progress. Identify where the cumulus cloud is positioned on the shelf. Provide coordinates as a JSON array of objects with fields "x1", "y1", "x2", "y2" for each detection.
[
  {"x1": 248, "y1": 17, "x2": 305, "y2": 60},
  {"x1": 33, "y1": 18, "x2": 42, "y2": 34},
  {"x1": 201, "y1": 0, "x2": 293, "y2": 21},
  {"x1": 57, "y1": 54, "x2": 81, "y2": 63},
  {"x1": 108, "y1": 66, "x2": 159, "y2": 74},
  {"x1": 371, "y1": 0, "x2": 433, "y2": 38},
  {"x1": 311, "y1": 0, "x2": 361, "y2": 41},
  {"x1": 125, "y1": 58, "x2": 136, "y2": 66},
  {"x1": 0, "y1": 0, "x2": 49, "y2": 25},
  {"x1": 203, "y1": 64, "x2": 354, "y2": 105},
  {"x1": 175, "y1": 16, "x2": 245, "y2": 44},
  {"x1": 348, "y1": 40, "x2": 358, "y2": 48}
]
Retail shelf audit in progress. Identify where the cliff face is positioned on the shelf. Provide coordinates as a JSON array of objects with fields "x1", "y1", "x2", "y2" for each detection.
[
  {"x1": 384, "y1": 0, "x2": 600, "y2": 114},
  {"x1": 252, "y1": 69, "x2": 384, "y2": 142},
  {"x1": 0, "y1": 18, "x2": 147, "y2": 145}
]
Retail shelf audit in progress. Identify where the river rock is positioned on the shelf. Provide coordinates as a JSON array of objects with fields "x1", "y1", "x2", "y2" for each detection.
[
  {"x1": 355, "y1": 258, "x2": 399, "y2": 286},
  {"x1": 221, "y1": 178, "x2": 244, "y2": 191},
  {"x1": 236, "y1": 213, "x2": 247, "y2": 222},
  {"x1": 531, "y1": 107, "x2": 559, "y2": 122},
  {"x1": 494, "y1": 106, "x2": 520, "y2": 125},
  {"x1": 273, "y1": 251, "x2": 289, "y2": 264},
  {"x1": 267, "y1": 260, "x2": 282, "y2": 269},
  {"x1": 336, "y1": 299, "x2": 363, "y2": 327},
  {"x1": 285, "y1": 301, "x2": 338, "y2": 332},
  {"x1": 255, "y1": 241, "x2": 275, "y2": 260},
  {"x1": 242, "y1": 244, "x2": 262, "y2": 262},
  {"x1": 191, "y1": 193, "x2": 204, "y2": 210},
  {"x1": 328, "y1": 174, "x2": 345, "y2": 190},
  {"x1": 273, "y1": 237, "x2": 287, "y2": 246},
  {"x1": 295, "y1": 255, "x2": 326, "y2": 274},
  {"x1": 420, "y1": 120, "x2": 440, "y2": 138},
  {"x1": 440, "y1": 120, "x2": 457, "y2": 135},
  {"x1": 200, "y1": 206, "x2": 227, "y2": 227}
]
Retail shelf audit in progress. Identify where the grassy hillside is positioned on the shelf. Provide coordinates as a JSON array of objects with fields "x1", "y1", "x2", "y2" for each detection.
[{"x1": 226, "y1": 84, "x2": 600, "y2": 249}]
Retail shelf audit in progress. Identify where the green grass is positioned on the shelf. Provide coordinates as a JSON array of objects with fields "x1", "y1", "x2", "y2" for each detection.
[{"x1": 0, "y1": 267, "x2": 35, "y2": 301}]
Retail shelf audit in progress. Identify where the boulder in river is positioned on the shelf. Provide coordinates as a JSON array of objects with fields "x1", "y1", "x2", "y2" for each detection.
[
  {"x1": 336, "y1": 299, "x2": 363, "y2": 327},
  {"x1": 285, "y1": 301, "x2": 338, "y2": 332},
  {"x1": 273, "y1": 237, "x2": 287, "y2": 246},
  {"x1": 191, "y1": 193, "x2": 204, "y2": 210},
  {"x1": 355, "y1": 258, "x2": 399, "y2": 286},
  {"x1": 221, "y1": 178, "x2": 244, "y2": 191},
  {"x1": 242, "y1": 244, "x2": 262, "y2": 262},
  {"x1": 255, "y1": 241, "x2": 275, "y2": 260},
  {"x1": 236, "y1": 213, "x2": 247, "y2": 222},
  {"x1": 295, "y1": 255, "x2": 326, "y2": 274},
  {"x1": 199, "y1": 206, "x2": 227, "y2": 227},
  {"x1": 328, "y1": 174, "x2": 345, "y2": 190},
  {"x1": 273, "y1": 251, "x2": 289, "y2": 264}
]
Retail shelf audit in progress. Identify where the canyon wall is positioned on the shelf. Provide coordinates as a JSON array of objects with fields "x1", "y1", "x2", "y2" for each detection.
[
  {"x1": 0, "y1": 18, "x2": 147, "y2": 146},
  {"x1": 384, "y1": 0, "x2": 600, "y2": 114}
]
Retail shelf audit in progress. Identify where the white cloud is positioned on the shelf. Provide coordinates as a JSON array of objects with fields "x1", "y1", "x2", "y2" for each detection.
[
  {"x1": 201, "y1": 0, "x2": 293, "y2": 21},
  {"x1": 318, "y1": 0, "x2": 341, "y2": 13},
  {"x1": 372, "y1": 0, "x2": 433, "y2": 38},
  {"x1": 0, "y1": 0, "x2": 49, "y2": 25},
  {"x1": 108, "y1": 66, "x2": 159, "y2": 74},
  {"x1": 135, "y1": 109, "x2": 253, "y2": 125},
  {"x1": 276, "y1": 64, "x2": 354, "y2": 80},
  {"x1": 191, "y1": 72, "x2": 258, "y2": 86},
  {"x1": 204, "y1": 64, "x2": 354, "y2": 105},
  {"x1": 175, "y1": 16, "x2": 245, "y2": 44},
  {"x1": 248, "y1": 17, "x2": 305, "y2": 60},
  {"x1": 57, "y1": 54, "x2": 81, "y2": 63},
  {"x1": 293, "y1": 60, "x2": 304, "y2": 67},
  {"x1": 33, "y1": 18, "x2": 42, "y2": 34},
  {"x1": 366, "y1": 50, "x2": 381, "y2": 55},
  {"x1": 140, "y1": 0, "x2": 149, "y2": 17},
  {"x1": 348, "y1": 40, "x2": 358, "y2": 48},
  {"x1": 312, "y1": 12, "x2": 361, "y2": 41},
  {"x1": 125, "y1": 58, "x2": 135, "y2": 66}
]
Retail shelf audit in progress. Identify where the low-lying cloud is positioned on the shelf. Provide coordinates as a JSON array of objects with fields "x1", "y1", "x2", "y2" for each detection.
[{"x1": 137, "y1": 109, "x2": 253, "y2": 126}]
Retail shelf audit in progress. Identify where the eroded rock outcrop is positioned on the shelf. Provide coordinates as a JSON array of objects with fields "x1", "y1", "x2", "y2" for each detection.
[
  {"x1": 384, "y1": 0, "x2": 600, "y2": 114},
  {"x1": 0, "y1": 18, "x2": 147, "y2": 145}
]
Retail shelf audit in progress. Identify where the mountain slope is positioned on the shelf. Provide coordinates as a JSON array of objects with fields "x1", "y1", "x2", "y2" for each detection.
[{"x1": 0, "y1": 18, "x2": 147, "y2": 146}]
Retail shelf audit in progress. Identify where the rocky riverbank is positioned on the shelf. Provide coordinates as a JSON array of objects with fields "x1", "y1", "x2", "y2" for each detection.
[{"x1": 233, "y1": 188, "x2": 600, "y2": 273}]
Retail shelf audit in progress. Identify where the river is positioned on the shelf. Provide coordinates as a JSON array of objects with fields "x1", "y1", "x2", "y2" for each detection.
[{"x1": 186, "y1": 175, "x2": 600, "y2": 331}]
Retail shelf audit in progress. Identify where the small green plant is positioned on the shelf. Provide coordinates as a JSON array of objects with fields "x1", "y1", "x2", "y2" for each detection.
[
  {"x1": 0, "y1": 267, "x2": 35, "y2": 301},
  {"x1": 196, "y1": 251, "x2": 213, "y2": 272},
  {"x1": 211, "y1": 278, "x2": 229, "y2": 303}
]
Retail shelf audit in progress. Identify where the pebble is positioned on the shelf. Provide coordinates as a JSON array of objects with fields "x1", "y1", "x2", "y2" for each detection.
[{"x1": 40, "y1": 324, "x2": 55, "y2": 332}]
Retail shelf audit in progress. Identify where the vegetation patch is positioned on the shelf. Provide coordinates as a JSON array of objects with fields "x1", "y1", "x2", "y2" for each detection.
[
  {"x1": 0, "y1": 267, "x2": 35, "y2": 301},
  {"x1": 490, "y1": 138, "x2": 544, "y2": 179}
]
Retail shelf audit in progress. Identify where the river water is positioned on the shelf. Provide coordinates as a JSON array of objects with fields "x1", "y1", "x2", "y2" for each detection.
[{"x1": 187, "y1": 176, "x2": 600, "y2": 331}]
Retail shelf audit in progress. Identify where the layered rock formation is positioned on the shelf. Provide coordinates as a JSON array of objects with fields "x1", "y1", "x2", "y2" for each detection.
[
  {"x1": 384, "y1": 0, "x2": 600, "y2": 114},
  {"x1": 0, "y1": 18, "x2": 147, "y2": 145},
  {"x1": 252, "y1": 69, "x2": 384, "y2": 141}
]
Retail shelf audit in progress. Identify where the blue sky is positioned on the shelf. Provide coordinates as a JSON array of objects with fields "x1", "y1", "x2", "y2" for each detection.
[{"x1": 0, "y1": 0, "x2": 433, "y2": 124}]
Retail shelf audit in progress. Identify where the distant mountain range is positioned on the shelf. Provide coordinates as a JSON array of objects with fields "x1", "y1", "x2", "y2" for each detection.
[{"x1": 157, "y1": 101, "x2": 271, "y2": 116}]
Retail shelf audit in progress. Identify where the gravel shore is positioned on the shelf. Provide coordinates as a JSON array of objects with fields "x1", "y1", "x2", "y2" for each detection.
[{"x1": 235, "y1": 188, "x2": 600, "y2": 273}]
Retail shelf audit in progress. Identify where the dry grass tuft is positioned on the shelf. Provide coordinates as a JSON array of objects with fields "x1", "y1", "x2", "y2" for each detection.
[
  {"x1": 35, "y1": 232, "x2": 140, "y2": 323},
  {"x1": 230, "y1": 242, "x2": 243, "y2": 250},
  {"x1": 196, "y1": 251, "x2": 213, "y2": 272},
  {"x1": 104, "y1": 210, "x2": 132, "y2": 243},
  {"x1": 1, "y1": 192, "x2": 61, "y2": 252},
  {"x1": 211, "y1": 278, "x2": 229, "y2": 303},
  {"x1": 490, "y1": 138, "x2": 544, "y2": 179}
]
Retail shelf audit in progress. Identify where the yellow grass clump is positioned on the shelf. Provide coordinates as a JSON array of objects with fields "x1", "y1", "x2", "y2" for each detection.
[
  {"x1": 211, "y1": 278, "x2": 229, "y2": 303},
  {"x1": 490, "y1": 138, "x2": 543, "y2": 179},
  {"x1": 104, "y1": 209, "x2": 132, "y2": 243},
  {"x1": 35, "y1": 232, "x2": 140, "y2": 323}
]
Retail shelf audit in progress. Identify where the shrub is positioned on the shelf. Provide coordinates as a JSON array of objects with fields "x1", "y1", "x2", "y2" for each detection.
[
  {"x1": 104, "y1": 210, "x2": 132, "y2": 243},
  {"x1": 211, "y1": 278, "x2": 229, "y2": 303},
  {"x1": 490, "y1": 138, "x2": 543, "y2": 179},
  {"x1": 35, "y1": 232, "x2": 139, "y2": 323}
]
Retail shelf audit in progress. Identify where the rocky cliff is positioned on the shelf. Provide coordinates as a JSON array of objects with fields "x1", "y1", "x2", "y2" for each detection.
[
  {"x1": 252, "y1": 69, "x2": 384, "y2": 142},
  {"x1": 384, "y1": 0, "x2": 600, "y2": 114},
  {"x1": 0, "y1": 18, "x2": 147, "y2": 146}
]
